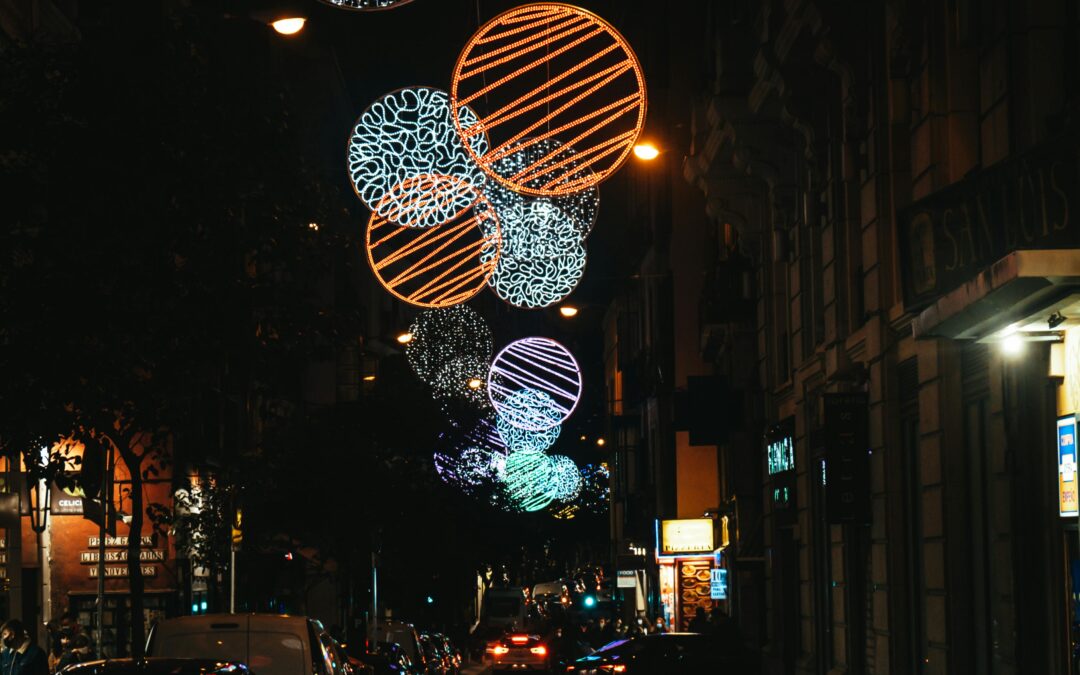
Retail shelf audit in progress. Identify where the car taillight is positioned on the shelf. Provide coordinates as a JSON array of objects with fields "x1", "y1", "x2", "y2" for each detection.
[
  {"x1": 530, "y1": 646, "x2": 547, "y2": 655},
  {"x1": 493, "y1": 646, "x2": 510, "y2": 655},
  {"x1": 599, "y1": 665, "x2": 626, "y2": 673},
  {"x1": 510, "y1": 635, "x2": 529, "y2": 644}
]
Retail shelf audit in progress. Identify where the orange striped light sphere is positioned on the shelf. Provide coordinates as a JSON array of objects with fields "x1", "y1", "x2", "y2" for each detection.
[
  {"x1": 366, "y1": 174, "x2": 502, "y2": 308},
  {"x1": 451, "y1": 3, "x2": 646, "y2": 197}
]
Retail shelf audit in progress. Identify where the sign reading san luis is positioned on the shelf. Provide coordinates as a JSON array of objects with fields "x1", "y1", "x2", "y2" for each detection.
[{"x1": 899, "y1": 132, "x2": 1078, "y2": 308}]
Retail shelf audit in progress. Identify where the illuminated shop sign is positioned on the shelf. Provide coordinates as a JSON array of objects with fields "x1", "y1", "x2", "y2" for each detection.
[
  {"x1": 660, "y1": 519, "x2": 714, "y2": 555},
  {"x1": 768, "y1": 436, "x2": 794, "y2": 475},
  {"x1": 710, "y1": 568, "x2": 728, "y2": 600},
  {"x1": 1059, "y1": 415, "x2": 1078, "y2": 517}
]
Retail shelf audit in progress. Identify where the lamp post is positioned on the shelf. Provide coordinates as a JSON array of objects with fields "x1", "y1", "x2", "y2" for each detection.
[{"x1": 25, "y1": 447, "x2": 52, "y2": 647}]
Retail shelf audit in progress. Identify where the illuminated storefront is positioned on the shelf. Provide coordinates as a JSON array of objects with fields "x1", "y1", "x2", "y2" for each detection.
[{"x1": 655, "y1": 518, "x2": 717, "y2": 631}]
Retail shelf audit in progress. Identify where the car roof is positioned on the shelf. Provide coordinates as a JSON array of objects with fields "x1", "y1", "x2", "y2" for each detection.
[
  {"x1": 153, "y1": 614, "x2": 313, "y2": 632},
  {"x1": 66, "y1": 658, "x2": 248, "y2": 675}
]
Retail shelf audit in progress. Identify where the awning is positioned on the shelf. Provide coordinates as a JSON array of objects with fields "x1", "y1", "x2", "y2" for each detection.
[{"x1": 912, "y1": 249, "x2": 1080, "y2": 340}]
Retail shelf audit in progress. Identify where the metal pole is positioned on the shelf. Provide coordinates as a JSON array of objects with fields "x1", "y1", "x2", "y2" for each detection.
[
  {"x1": 229, "y1": 549, "x2": 236, "y2": 614},
  {"x1": 371, "y1": 554, "x2": 378, "y2": 642},
  {"x1": 95, "y1": 447, "x2": 110, "y2": 657}
]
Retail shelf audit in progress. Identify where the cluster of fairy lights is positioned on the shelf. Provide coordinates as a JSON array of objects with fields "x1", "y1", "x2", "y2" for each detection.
[{"x1": 347, "y1": 4, "x2": 643, "y2": 516}]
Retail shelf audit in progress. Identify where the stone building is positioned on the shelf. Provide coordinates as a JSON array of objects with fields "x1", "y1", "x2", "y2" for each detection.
[{"x1": 606, "y1": 0, "x2": 1080, "y2": 673}]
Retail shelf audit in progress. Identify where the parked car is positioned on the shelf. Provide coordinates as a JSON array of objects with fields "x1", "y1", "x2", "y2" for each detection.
[
  {"x1": 490, "y1": 633, "x2": 548, "y2": 674},
  {"x1": 146, "y1": 614, "x2": 345, "y2": 675},
  {"x1": 362, "y1": 642, "x2": 420, "y2": 675},
  {"x1": 62, "y1": 659, "x2": 250, "y2": 675},
  {"x1": 433, "y1": 635, "x2": 461, "y2": 675},
  {"x1": 416, "y1": 633, "x2": 447, "y2": 675},
  {"x1": 370, "y1": 620, "x2": 426, "y2": 672},
  {"x1": 565, "y1": 633, "x2": 733, "y2": 674}
]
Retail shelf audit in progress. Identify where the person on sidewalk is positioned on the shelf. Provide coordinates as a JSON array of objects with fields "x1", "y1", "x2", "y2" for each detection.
[
  {"x1": 56, "y1": 634, "x2": 96, "y2": 672},
  {"x1": 1, "y1": 619, "x2": 49, "y2": 675}
]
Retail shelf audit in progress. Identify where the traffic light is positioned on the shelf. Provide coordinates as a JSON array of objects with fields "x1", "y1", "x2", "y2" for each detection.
[{"x1": 583, "y1": 595, "x2": 596, "y2": 608}]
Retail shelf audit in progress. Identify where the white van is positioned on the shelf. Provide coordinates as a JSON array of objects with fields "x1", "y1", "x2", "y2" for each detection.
[
  {"x1": 482, "y1": 587, "x2": 529, "y2": 630},
  {"x1": 146, "y1": 614, "x2": 346, "y2": 675}
]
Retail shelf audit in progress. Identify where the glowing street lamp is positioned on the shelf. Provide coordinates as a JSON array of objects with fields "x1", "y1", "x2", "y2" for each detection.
[
  {"x1": 396, "y1": 332, "x2": 414, "y2": 344},
  {"x1": 559, "y1": 305, "x2": 579, "y2": 318},
  {"x1": 468, "y1": 378, "x2": 483, "y2": 390},
  {"x1": 633, "y1": 142, "x2": 660, "y2": 161},
  {"x1": 363, "y1": 375, "x2": 377, "y2": 382},
  {"x1": 271, "y1": 17, "x2": 307, "y2": 35},
  {"x1": 596, "y1": 438, "x2": 606, "y2": 447}
]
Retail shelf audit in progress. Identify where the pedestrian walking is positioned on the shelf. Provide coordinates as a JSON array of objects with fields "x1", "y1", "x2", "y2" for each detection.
[
  {"x1": 688, "y1": 607, "x2": 709, "y2": 633},
  {"x1": 1, "y1": 619, "x2": 49, "y2": 675}
]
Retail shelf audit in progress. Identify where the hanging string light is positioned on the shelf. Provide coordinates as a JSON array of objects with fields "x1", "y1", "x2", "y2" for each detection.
[
  {"x1": 496, "y1": 391, "x2": 561, "y2": 452},
  {"x1": 451, "y1": 4, "x2": 647, "y2": 196},
  {"x1": 406, "y1": 305, "x2": 492, "y2": 381},
  {"x1": 366, "y1": 175, "x2": 502, "y2": 308},
  {"x1": 503, "y1": 449, "x2": 556, "y2": 512},
  {"x1": 548, "y1": 455, "x2": 583, "y2": 501},
  {"x1": 577, "y1": 462, "x2": 611, "y2": 513},
  {"x1": 319, "y1": 0, "x2": 416, "y2": 9},
  {"x1": 488, "y1": 337, "x2": 582, "y2": 431},
  {"x1": 350, "y1": 87, "x2": 489, "y2": 228},
  {"x1": 482, "y1": 139, "x2": 600, "y2": 239}
]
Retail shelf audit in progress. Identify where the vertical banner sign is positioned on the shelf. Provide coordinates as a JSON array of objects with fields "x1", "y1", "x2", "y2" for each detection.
[
  {"x1": 1058, "y1": 415, "x2": 1078, "y2": 517},
  {"x1": 824, "y1": 393, "x2": 871, "y2": 524},
  {"x1": 710, "y1": 568, "x2": 728, "y2": 600}
]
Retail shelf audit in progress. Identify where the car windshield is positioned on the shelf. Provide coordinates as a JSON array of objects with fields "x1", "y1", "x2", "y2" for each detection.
[
  {"x1": 487, "y1": 597, "x2": 520, "y2": 616},
  {"x1": 154, "y1": 632, "x2": 305, "y2": 675},
  {"x1": 593, "y1": 639, "x2": 645, "y2": 656}
]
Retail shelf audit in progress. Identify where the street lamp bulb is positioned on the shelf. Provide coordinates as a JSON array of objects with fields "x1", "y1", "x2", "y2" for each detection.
[
  {"x1": 596, "y1": 438, "x2": 606, "y2": 447},
  {"x1": 559, "y1": 305, "x2": 579, "y2": 317},
  {"x1": 271, "y1": 17, "x2": 306, "y2": 35},
  {"x1": 1001, "y1": 334, "x2": 1023, "y2": 356},
  {"x1": 363, "y1": 374, "x2": 377, "y2": 382},
  {"x1": 397, "y1": 332, "x2": 414, "y2": 344},
  {"x1": 468, "y1": 378, "x2": 483, "y2": 389},
  {"x1": 633, "y1": 143, "x2": 660, "y2": 160}
]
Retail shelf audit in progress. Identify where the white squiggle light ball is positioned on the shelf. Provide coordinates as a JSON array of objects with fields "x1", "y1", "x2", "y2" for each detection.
[
  {"x1": 496, "y1": 392, "x2": 561, "y2": 452},
  {"x1": 349, "y1": 87, "x2": 488, "y2": 228},
  {"x1": 548, "y1": 455, "x2": 583, "y2": 501}
]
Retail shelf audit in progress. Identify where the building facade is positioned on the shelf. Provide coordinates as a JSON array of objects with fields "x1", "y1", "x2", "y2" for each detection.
[{"x1": 606, "y1": 0, "x2": 1080, "y2": 673}]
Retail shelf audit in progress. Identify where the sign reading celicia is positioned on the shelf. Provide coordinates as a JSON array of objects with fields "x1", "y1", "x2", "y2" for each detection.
[
  {"x1": 1059, "y1": 415, "x2": 1078, "y2": 517},
  {"x1": 767, "y1": 435, "x2": 794, "y2": 475},
  {"x1": 660, "y1": 519, "x2": 714, "y2": 555}
]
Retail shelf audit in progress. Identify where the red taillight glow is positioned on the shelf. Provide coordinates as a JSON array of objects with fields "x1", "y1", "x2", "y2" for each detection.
[
  {"x1": 600, "y1": 666, "x2": 626, "y2": 673},
  {"x1": 510, "y1": 635, "x2": 530, "y2": 644},
  {"x1": 530, "y1": 646, "x2": 547, "y2": 656},
  {"x1": 493, "y1": 646, "x2": 510, "y2": 655}
]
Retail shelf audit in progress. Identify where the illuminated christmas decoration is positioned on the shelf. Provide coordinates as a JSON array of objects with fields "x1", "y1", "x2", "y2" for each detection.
[
  {"x1": 432, "y1": 354, "x2": 491, "y2": 408},
  {"x1": 548, "y1": 455, "x2": 582, "y2": 501},
  {"x1": 406, "y1": 306, "x2": 493, "y2": 404},
  {"x1": 451, "y1": 4, "x2": 647, "y2": 197},
  {"x1": 503, "y1": 449, "x2": 555, "y2": 512},
  {"x1": 350, "y1": 88, "x2": 489, "y2": 228},
  {"x1": 434, "y1": 446, "x2": 502, "y2": 493},
  {"x1": 482, "y1": 138, "x2": 599, "y2": 239},
  {"x1": 496, "y1": 395, "x2": 560, "y2": 452},
  {"x1": 366, "y1": 175, "x2": 502, "y2": 308},
  {"x1": 318, "y1": 0, "x2": 415, "y2": 9},
  {"x1": 577, "y1": 462, "x2": 611, "y2": 513},
  {"x1": 550, "y1": 503, "x2": 579, "y2": 520},
  {"x1": 483, "y1": 214, "x2": 586, "y2": 308},
  {"x1": 488, "y1": 337, "x2": 582, "y2": 431}
]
